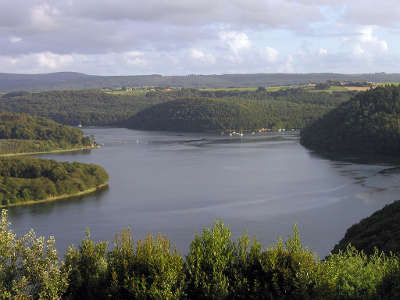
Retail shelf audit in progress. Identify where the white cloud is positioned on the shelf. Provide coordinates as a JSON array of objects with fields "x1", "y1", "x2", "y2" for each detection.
[
  {"x1": 260, "y1": 46, "x2": 279, "y2": 63},
  {"x1": 9, "y1": 37, "x2": 22, "y2": 43},
  {"x1": 219, "y1": 31, "x2": 251, "y2": 55},
  {"x1": 319, "y1": 48, "x2": 328, "y2": 56},
  {"x1": 351, "y1": 26, "x2": 388, "y2": 58},
  {"x1": 30, "y1": 4, "x2": 59, "y2": 31},
  {"x1": 37, "y1": 52, "x2": 74, "y2": 69},
  {"x1": 123, "y1": 51, "x2": 147, "y2": 66},
  {"x1": 190, "y1": 49, "x2": 216, "y2": 64}
]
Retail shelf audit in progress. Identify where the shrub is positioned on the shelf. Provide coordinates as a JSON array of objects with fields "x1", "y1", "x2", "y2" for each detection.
[{"x1": 0, "y1": 210, "x2": 68, "y2": 299}]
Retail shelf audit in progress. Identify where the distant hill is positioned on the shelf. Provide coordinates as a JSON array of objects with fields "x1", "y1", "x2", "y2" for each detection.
[
  {"x1": 332, "y1": 199, "x2": 400, "y2": 255},
  {"x1": 124, "y1": 98, "x2": 254, "y2": 132},
  {"x1": 0, "y1": 88, "x2": 352, "y2": 128},
  {"x1": 300, "y1": 85, "x2": 400, "y2": 156},
  {"x1": 1, "y1": 72, "x2": 400, "y2": 91}
]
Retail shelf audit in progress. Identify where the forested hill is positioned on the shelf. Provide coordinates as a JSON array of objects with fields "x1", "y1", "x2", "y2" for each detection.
[
  {"x1": 0, "y1": 112, "x2": 92, "y2": 155},
  {"x1": 332, "y1": 199, "x2": 400, "y2": 255},
  {"x1": 0, "y1": 90, "x2": 171, "y2": 126},
  {"x1": 124, "y1": 98, "x2": 254, "y2": 132},
  {"x1": 0, "y1": 157, "x2": 108, "y2": 207},
  {"x1": 0, "y1": 88, "x2": 353, "y2": 129},
  {"x1": 300, "y1": 85, "x2": 400, "y2": 155},
  {"x1": 1, "y1": 72, "x2": 400, "y2": 91}
]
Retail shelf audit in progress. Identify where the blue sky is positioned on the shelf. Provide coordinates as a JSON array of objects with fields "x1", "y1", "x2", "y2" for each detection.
[{"x1": 0, "y1": 0, "x2": 399, "y2": 75}]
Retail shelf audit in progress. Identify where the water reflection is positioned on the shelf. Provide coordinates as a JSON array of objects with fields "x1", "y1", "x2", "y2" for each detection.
[{"x1": 8, "y1": 186, "x2": 108, "y2": 218}]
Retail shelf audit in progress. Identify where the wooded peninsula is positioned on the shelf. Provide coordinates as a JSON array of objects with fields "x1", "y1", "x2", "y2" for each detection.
[{"x1": 0, "y1": 112, "x2": 108, "y2": 207}]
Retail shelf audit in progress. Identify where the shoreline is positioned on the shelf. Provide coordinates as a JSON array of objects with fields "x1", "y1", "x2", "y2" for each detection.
[
  {"x1": 0, "y1": 145, "x2": 99, "y2": 157},
  {"x1": 0, "y1": 182, "x2": 108, "y2": 208}
]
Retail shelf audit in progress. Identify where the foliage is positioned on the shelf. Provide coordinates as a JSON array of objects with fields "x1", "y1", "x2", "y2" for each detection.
[
  {"x1": 2, "y1": 212, "x2": 400, "y2": 299},
  {"x1": 0, "y1": 157, "x2": 109, "y2": 207},
  {"x1": 0, "y1": 88, "x2": 353, "y2": 131},
  {"x1": 125, "y1": 98, "x2": 255, "y2": 132},
  {"x1": 63, "y1": 230, "x2": 109, "y2": 299},
  {"x1": 332, "y1": 199, "x2": 400, "y2": 255},
  {"x1": 319, "y1": 246, "x2": 397, "y2": 300},
  {"x1": 0, "y1": 112, "x2": 91, "y2": 145},
  {"x1": 184, "y1": 219, "x2": 235, "y2": 299},
  {"x1": 0, "y1": 90, "x2": 171, "y2": 126},
  {"x1": 124, "y1": 88, "x2": 353, "y2": 132},
  {"x1": 106, "y1": 230, "x2": 184, "y2": 299},
  {"x1": 0, "y1": 112, "x2": 93, "y2": 155},
  {"x1": 301, "y1": 85, "x2": 400, "y2": 155},
  {"x1": 0, "y1": 210, "x2": 68, "y2": 299}
]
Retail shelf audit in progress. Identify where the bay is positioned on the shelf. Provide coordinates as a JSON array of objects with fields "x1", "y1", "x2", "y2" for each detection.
[{"x1": 7, "y1": 128, "x2": 400, "y2": 257}]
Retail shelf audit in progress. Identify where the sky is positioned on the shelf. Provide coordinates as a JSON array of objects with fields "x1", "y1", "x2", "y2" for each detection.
[{"x1": 0, "y1": 0, "x2": 399, "y2": 75}]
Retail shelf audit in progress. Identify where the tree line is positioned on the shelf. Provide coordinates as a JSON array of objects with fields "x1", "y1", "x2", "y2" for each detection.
[
  {"x1": 0, "y1": 112, "x2": 93, "y2": 155},
  {"x1": 0, "y1": 157, "x2": 108, "y2": 207},
  {"x1": 0, "y1": 88, "x2": 354, "y2": 131},
  {"x1": 1, "y1": 213, "x2": 400, "y2": 299},
  {"x1": 301, "y1": 85, "x2": 400, "y2": 156}
]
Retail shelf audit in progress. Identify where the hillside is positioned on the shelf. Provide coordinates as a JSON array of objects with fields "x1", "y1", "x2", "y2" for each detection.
[
  {"x1": 0, "y1": 88, "x2": 353, "y2": 130},
  {"x1": 0, "y1": 157, "x2": 108, "y2": 207},
  {"x1": 300, "y1": 85, "x2": 400, "y2": 155},
  {"x1": 0, "y1": 90, "x2": 174, "y2": 126},
  {"x1": 124, "y1": 98, "x2": 254, "y2": 132},
  {"x1": 332, "y1": 199, "x2": 400, "y2": 255},
  {"x1": 1, "y1": 72, "x2": 400, "y2": 91},
  {"x1": 0, "y1": 112, "x2": 93, "y2": 155}
]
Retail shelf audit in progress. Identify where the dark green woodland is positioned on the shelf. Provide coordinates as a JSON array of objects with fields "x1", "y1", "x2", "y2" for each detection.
[
  {"x1": 0, "y1": 112, "x2": 93, "y2": 155},
  {"x1": 0, "y1": 88, "x2": 354, "y2": 132},
  {"x1": 0, "y1": 157, "x2": 108, "y2": 207},
  {"x1": 301, "y1": 85, "x2": 400, "y2": 156},
  {"x1": 333, "y1": 198, "x2": 400, "y2": 256}
]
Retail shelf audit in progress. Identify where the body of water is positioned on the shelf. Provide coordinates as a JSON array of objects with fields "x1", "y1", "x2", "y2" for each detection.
[{"x1": 7, "y1": 128, "x2": 400, "y2": 257}]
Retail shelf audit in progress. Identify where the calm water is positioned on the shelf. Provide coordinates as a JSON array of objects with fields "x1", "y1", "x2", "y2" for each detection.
[{"x1": 7, "y1": 128, "x2": 400, "y2": 257}]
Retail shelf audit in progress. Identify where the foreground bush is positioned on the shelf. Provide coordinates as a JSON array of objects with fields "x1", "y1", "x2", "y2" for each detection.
[
  {"x1": 1, "y1": 210, "x2": 400, "y2": 299},
  {"x1": 0, "y1": 210, "x2": 68, "y2": 299}
]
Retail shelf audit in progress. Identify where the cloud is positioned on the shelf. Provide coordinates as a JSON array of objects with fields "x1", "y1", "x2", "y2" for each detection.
[
  {"x1": 349, "y1": 26, "x2": 388, "y2": 59},
  {"x1": 189, "y1": 49, "x2": 216, "y2": 64},
  {"x1": 260, "y1": 47, "x2": 279, "y2": 63},
  {"x1": 37, "y1": 52, "x2": 74, "y2": 69},
  {"x1": 319, "y1": 48, "x2": 328, "y2": 56},
  {"x1": 30, "y1": 4, "x2": 59, "y2": 32},
  {"x1": 341, "y1": 0, "x2": 400, "y2": 27},
  {"x1": 68, "y1": 0, "x2": 323, "y2": 29},
  {"x1": 9, "y1": 37, "x2": 22, "y2": 43},
  {"x1": 219, "y1": 31, "x2": 251, "y2": 55},
  {"x1": 0, "y1": 0, "x2": 398, "y2": 75},
  {"x1": 123, "y1": 51, "x2": 147, "y2": 66}
]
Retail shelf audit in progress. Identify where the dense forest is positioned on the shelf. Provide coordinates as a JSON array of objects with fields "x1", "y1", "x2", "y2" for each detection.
[
  {"x1": 333, "y1": 198, "x2": 400, "y2": 255},
  {"x1": 1, "y1": 214, "x2": 400, "y2": 299},
  {"x1": 124, "y1": 98, "x2": 255, "y2": 132},
  {"x1": 0, "y1": 88, "x2": 354, "y2": 131},
  {"x1": 0, "y1": 71, "x2": 399, "y2": 91},
  {"x1": 301, "y1": 85, "x2": 400, "y2": 155},
  {"x1": 0, "y1": 90, "x2": 164, "y2": 126},
  {"x1": 125, "y1": 88, "x2": 353, "y2": 132},
  {"x1": 0, "y1": 157, "x2": 108, "y2": 207},
  {"x1": 0, "y1": 112, "x2": 94, "y2": 155}
]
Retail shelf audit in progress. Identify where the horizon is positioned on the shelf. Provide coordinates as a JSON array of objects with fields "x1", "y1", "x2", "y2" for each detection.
[{"x1": 0, "y1": 71, "x2": 396, "y2": 77}]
